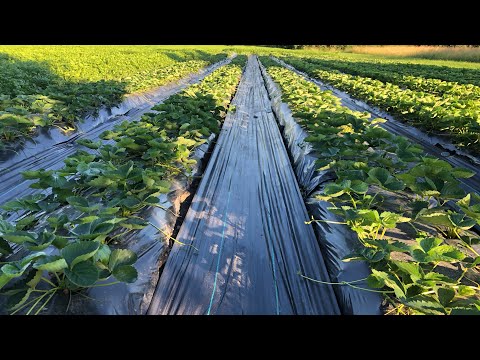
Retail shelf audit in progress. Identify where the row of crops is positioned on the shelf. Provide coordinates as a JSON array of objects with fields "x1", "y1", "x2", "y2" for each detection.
[
  {"x1": 1, "y1": 46, "x2": 479, "y2": 315},
  {"x1": 279, "y1": 56, "x2": 480, "y2": 154},
  {"x1": 298, "y1": 53, "x2": 480, "y2": 87},
  {"x1": 0, "y1": 47, "x2": 229, "y2": 149},
  {"x1": 0, "y1": 56, "x2": 246, "y2": 314},
  {"x1": 302, "y1": 57, "x2": 480, "y2": 100},
  {"x1": 260, "y1": 56, "x2": 480, "y2": 315}
]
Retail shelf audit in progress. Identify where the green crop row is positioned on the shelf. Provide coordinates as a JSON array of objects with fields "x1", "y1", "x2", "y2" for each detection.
[
  {"x1": 280, "y1": 57, "x2": 480, "y2": 154},
  {"x1": 0, "y1": 46, "x2": 229, "y2": 93},
  {"x1": 298, "y1": 57, "x2": 480, "y2": 101},
  {"x1": 0, "y1": 56, "x2": 246, "y2": 314},
  {"x1": 0, "y1": 47, "x2": 229, "y2": 150},
  {"x1": 260, "y1": 56, "x2": 480, "y2": 315},
  {"x1": 297, "y1": 52, "x2": 480, "y2": 86}
]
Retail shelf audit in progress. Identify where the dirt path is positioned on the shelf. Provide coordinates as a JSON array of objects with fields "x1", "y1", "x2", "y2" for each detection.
[{"x1": 147, "y1": 56, "x2": 340, "y2": 315}]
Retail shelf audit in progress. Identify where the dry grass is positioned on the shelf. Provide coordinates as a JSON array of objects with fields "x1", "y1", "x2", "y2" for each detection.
[{"x1": 349, "y1": 45, "x2": 480, "y2": 62}]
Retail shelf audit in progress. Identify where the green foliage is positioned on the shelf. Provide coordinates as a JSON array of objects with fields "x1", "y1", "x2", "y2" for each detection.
[
  {"x1": 0, "y1": 57, "x2": 246, "y2": 314},
  {"x1": 0, "y1": 46, "x2": 229, "y2": 149},
  {"x1": 262, "y1": 57, "x2": 480, "y2": 315},
  {"x1": 281, "y1": 56, "x2": 480, "y2": 153},
  {"x1": 302, "y1": 56, "x2": 480, "y2": 96}
]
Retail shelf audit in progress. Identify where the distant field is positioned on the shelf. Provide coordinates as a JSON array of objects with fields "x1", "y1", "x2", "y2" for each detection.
[
  {"x1": 348, "y1": 45, "x2": 480, "y2": 63},
  {"x1": 285, "y1": 48, "x2": 480, "y2": 70}
]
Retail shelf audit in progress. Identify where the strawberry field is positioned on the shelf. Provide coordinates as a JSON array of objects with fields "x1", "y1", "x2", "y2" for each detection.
[
  {"x1": 0, "y1": 46, "x2": 478, "y2": 315},
  {"x1": 280, "y1": 57, "x2": 480, "y2": 153},
  {"x1": 0, "y1": 46, "x2": 229, "y2": 149}
]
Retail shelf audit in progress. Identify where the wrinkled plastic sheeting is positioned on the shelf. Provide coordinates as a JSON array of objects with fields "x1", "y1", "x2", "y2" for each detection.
[
  {"x1": 56, "y1": 136, "x2": 214, "y2": 315},
  {"x1": 259, "y1": 60, "x2": 383, "y2": 315},
  {"x1": 0, "y1": 57, "x2": 231, "y2": 315},
  {"x1": 273, "y1": 57, "x2": 480, "y2": 194},
  {"x1": 0, "y1": 56, "x2": 234, "y2": 209},
  {"x1": 274, "y1": 56, "x2": 480, "y2": 236},
  {"x1": 0, "y1": 56, "x2": 232, "y2": 168},
  {"x1": 148, "y1": 56, "x2": 340, "y2": 315},
  {"x1": 0, "y1": 57, "x2": 233, "y2": 314},
  {"x1": 0, "y1": 135, "x2": 215, "y2": 315},
  {"x1": 0, "y1": 55, "x2": 232, "y2": 257}
]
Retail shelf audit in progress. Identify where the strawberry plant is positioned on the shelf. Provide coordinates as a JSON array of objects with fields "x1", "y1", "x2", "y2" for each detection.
[
  {"x1": 0, "y1": 56, "x2": 246, "y2": 314},
  {"x1": 261, "y1": 57, "x2": 480, "y2": 315},
  {"x1": 280, "y1": 56, "x2": 480, "y2": 154},
  {"x1": 0, "y1": 46, "x2": 230, "y2": 149},
  {"x1": 301, "y1": 56, "x2": 480, "y2": 101}
]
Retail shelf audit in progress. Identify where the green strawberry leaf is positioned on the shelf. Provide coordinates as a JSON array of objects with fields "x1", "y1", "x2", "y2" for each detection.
[
  {"x1": 61, "y1": 241, "x2": 100, "y2": 268},
  {"x1": 392, "y1": 261, "x2": 423, "y2": 282},
  {"x1": 112, "y1": 265, "x2": 138, "y2": 283},
  {"x1": 24, "y1": 230, "x2": 56, "y2": 251},
  {"x1": 108, "y1": 249, "x2": 137, "y2": 272},
  {"x1": 2, "y1": 231, "x2": 37, "y2": 244},
  {"x1": 93, "y1": 244, "x2": 112, "y2": 265},
  {"x1": 437, "y1": 287, "x2": 455, "y2": 307},
  {"x1": 33, "y1": 256, "x2": 68, "y2": 272},
  {"x1": 64, "y1": 261, "x2": 99, "y2": 287}
]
